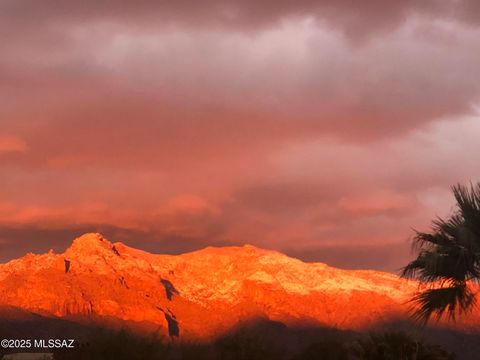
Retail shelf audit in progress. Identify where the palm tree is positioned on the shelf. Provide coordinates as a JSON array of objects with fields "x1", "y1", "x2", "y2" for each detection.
[{"x1": 401, "y1": 183, "x2": 480, "y2": 323}]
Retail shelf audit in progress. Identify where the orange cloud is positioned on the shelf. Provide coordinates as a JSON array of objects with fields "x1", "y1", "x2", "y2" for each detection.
[
  {"x1": 165, "y1": 195, "x2": 218, "y2": 214},
  {"x1": 0, "y1": 195, "x2": 220, "y2": 236},
  {"x1": 338, "y1": 192, "x2": 417, "y2": 216},
  {"x1": 0, "y1": 136, "x2": 27, "y2": 154},
  {"x1": 0, "y1": 202, "x2": 139, "y2": 229}
]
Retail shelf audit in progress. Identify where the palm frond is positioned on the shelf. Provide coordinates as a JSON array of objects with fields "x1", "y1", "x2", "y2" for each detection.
[
  {"x1": 432, "y1": 213, "x2": 464, "y2": 239},
  {"x1": 452, "y1": 183, "x2": 480, "y2": 237},
  {"x1": 410, "y1": 282, "x2": 476, "y2": 324},
  {"x1": 402, "y1": 245, "x2": 479, "y2": 283},
  {"x1": 401, "y1": 182, "x2": 480, "y2": 324},
  {"x1": 410, "y1": 230, "x2": 451, "y2": 252}
]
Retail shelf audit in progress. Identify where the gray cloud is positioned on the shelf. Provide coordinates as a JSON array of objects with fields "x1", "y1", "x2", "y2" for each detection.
[{"x1": 1, "y1": 0, "x2": 480, "y2": 272}]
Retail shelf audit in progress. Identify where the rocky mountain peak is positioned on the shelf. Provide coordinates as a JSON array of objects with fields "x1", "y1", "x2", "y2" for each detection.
[{"x1": 65, "y1": 233, "x2": 114, "y2": 256}]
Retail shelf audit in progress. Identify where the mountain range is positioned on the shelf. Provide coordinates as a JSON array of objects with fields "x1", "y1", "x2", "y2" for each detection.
[{"x1": 0, "y1": 233, "x2": 478, "y2": 344}]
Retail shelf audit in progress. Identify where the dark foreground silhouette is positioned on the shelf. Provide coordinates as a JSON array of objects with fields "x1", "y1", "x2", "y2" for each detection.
[
  {"x1": 0, "y1": 308, "x2": 476, "y2": 360},
  {"x1": 52, "y1": 326, "x2": 455, "y2": 360}
]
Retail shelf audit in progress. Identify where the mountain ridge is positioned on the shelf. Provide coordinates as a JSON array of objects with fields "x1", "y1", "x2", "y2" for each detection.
[{"x1": 0, "y1": 233, "x2": 478, "y2": 341}]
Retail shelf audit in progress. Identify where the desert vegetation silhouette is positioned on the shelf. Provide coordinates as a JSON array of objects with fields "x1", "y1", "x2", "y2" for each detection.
[
  {"x1": 401, "y1": 183, "x2": 480, "y2": 323},
  {"x1": 351, "y1": 331, "x2": 455, "y2": 360},
  {"x1": 51, "y1": 328, "x2": 454, "y2": 360}
]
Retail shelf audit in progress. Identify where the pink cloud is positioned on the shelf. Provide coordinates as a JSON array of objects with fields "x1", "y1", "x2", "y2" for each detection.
[
  {"x1": 338, "y1": 192, "x2": 418, "y2": 216},
  {"x1": 0, "y1": 1, "x2": 479, "y2": 272},
  {"x1": 0, "y1": 136, "x2": 27, "y2": 154}
]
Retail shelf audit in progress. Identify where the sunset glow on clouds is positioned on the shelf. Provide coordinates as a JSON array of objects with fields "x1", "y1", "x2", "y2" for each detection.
[
  {"x1": 0, "y1": 136, "x2": 27, "y2": 154},
  {"x1": 1, "y1": 0, "x2": 480, "y2": 271}
]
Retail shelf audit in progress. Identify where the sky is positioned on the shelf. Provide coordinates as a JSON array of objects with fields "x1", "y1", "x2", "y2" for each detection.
[{"x1": 1, "y1": 0, "x2": 480, "y2": 271}]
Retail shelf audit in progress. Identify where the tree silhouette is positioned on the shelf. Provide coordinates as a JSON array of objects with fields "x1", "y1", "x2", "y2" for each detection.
[
  {"x1": 351, "y1": 331, "x2": 455, "y2": 360},
  {"x1": 401, "y1": 183, "x2": 480, "y2": 323}
]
